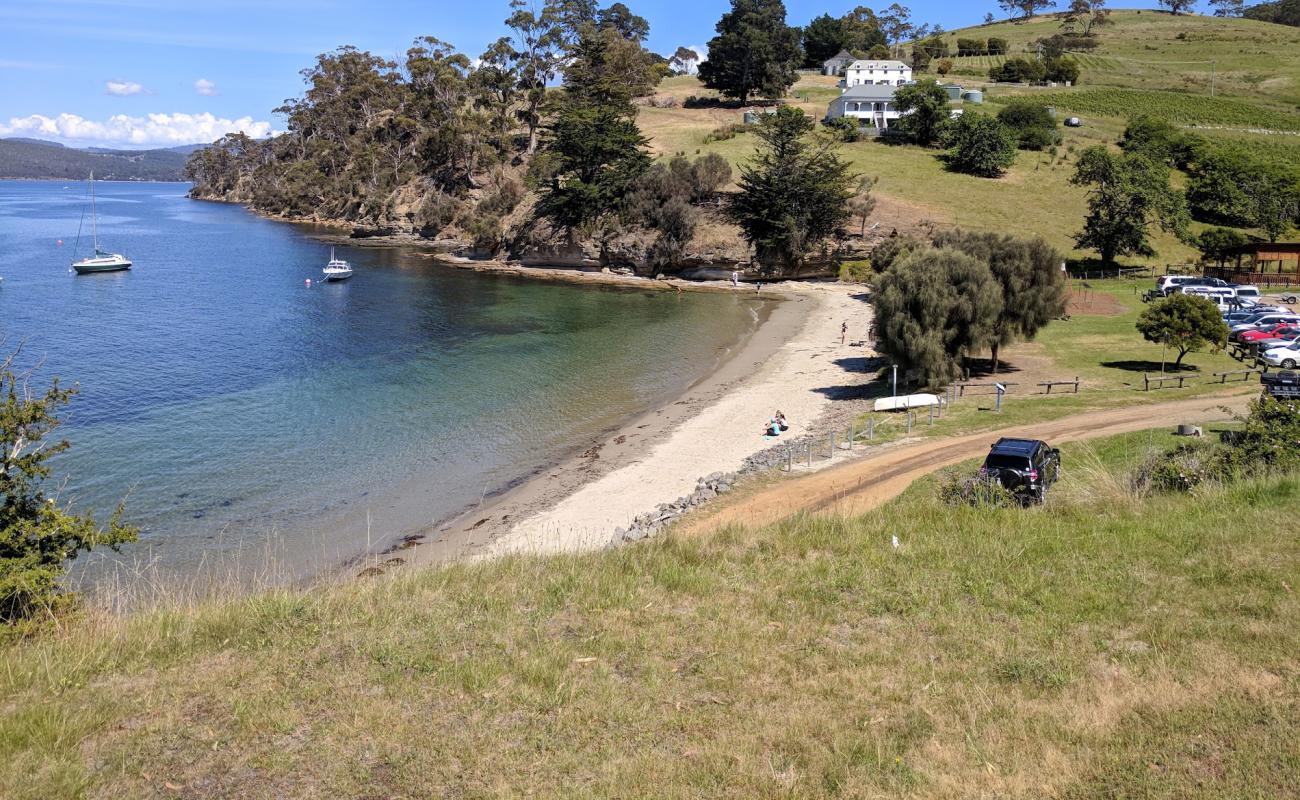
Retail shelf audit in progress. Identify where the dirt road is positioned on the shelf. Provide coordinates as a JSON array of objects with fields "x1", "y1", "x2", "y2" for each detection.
[{"x1": 678, "y1": 393, "x2": 1255, "y2": 534}]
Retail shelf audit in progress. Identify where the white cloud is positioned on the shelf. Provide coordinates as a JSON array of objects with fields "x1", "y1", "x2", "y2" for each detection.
[
  {"x1": 105, "y1": 79, "x2": 144, "y2": 96},
  {"x1": 0, "y1": 112, "x2": 277, "y2": 147},
  {"x1": 194, "y1": 78, "x2": 218, "y2": 96}
]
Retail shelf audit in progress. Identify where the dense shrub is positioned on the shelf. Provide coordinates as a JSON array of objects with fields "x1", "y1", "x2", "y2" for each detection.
[
  {"x1": 956, "y1": 38, "x2": 986, "y2": 56},
  {"x1": 990, "y1": 57, "x2": 1045, "y2": 83},
  {"x1": 838, "y1": 259, "x2": 874, "y2": 283},
  {"x1": 997, "y1": 101, "x2": 1061, "y2": 150},
  {"x1": 625, "y1": 154, "x2": 732, "y2": 269},
  {"x1": 986, "y1": 37, "x2": 1008, "y2": 55},
  {"x1": 943, "y1": 113, "x2": 1018, "y2": 178},
  {"x1": 1044, "y1": 57, "x2": 1080, "y2": 84},
  {"x1": 869, "y1": 235, "x2": 922, "y2": 272},
  {"x1": 938, "y1": 473, "x2": 1021, "y2": 507},
  {"x1": 824, "y1": 116, "x2": 862, "y2": 142},
  {"x1": 1231, "y1": 395, "x2": 1300, "y2": 470},
  {"x1": 1130, "y1": 442, "x2": 1236, "y2": 495}
]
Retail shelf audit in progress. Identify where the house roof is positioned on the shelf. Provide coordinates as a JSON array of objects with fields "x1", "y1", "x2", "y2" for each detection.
[
  {"x1": 847, "y1": 60, "x2": 910, "y2": 71},
  {"x1": 823, "y1": 50, "x2": 854, "y2": 63},
  {"x1": 838, "y1": 84, "x2": 901, "y2": 101}
]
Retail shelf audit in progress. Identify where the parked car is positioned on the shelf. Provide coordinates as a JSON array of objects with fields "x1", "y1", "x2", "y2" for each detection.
[
  {"x1": 1233, "y1": 285, "x2": 1261, "y2": 305},
  {"x1": 1156, "y1": 275, "x2": 1197, "y2": 296},
  {"x1": 1261, "y1": 342, "x2": 1300, "y2": 369},
  {"x1": 1231, "y1": 314, "x2": 1300, "y2": 340},
  {"x1": 979, "y1": 438, "x2": 1061, "y2": 505},
  {"x1": 1238, "y1": 324, "x2": 1300, "y2": 344}
]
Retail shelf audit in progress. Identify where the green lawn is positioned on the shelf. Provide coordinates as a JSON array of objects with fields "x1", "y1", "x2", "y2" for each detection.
[
  {"x1": 4, "y1": 425, "x2": 1297, "y2": 798},
  {"x1": 846, "y1": 278, "x2": 1257, "y2": 441}
]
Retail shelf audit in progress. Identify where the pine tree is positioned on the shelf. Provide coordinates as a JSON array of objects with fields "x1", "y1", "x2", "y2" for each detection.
[
  {"x1": 698, "y1": 0, "x2": 802, "y2": 101},
  {"x1": 729, "y1": 106, "x2": 855, "y2": 270}
]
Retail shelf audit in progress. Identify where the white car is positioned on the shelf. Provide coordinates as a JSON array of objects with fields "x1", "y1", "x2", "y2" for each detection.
[{"x1": 1261, "y1": 342, "x2": 1300, "y2": 369}]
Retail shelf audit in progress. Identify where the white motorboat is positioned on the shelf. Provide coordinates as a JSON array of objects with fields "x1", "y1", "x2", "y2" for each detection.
[
  {"x1": 71, "y1": 172, "x2": 132, "y2": 274},
  {"x1": 322, "y1": 248, "x2": 353, "y2": 281}
]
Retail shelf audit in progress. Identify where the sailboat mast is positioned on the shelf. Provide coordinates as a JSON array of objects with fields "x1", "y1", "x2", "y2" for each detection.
[{"x1": 90, "y1": 172, "x2": 99, "y2": 251}]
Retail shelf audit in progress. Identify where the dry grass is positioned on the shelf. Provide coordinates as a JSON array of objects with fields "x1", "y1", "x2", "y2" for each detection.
[{"x1": 2, "y1": 429, "x2": 1297, "y2": 798}]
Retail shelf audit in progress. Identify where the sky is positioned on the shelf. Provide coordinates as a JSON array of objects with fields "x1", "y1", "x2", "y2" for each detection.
[{"x1": 0, "y1": 0, "x2": 1213, "y2": 149}]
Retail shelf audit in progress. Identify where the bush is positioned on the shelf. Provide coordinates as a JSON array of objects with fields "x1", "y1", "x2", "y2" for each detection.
[
  {"x1": 996, "y1": 100, "x2": 1061, "y2": 151},
  {"x1": 704, "y1": 123, "x2": 748, "y2": 143},
  {"x1": 838, "y1": 259, "x2": 874, "y2": 283},
  {"x1": 869, "y1": 235, "x2": 922, "y2": 272},
  {"x1": 956, "y1": 38, "x2": 986, "y2": 57},
  {"x1": 2, "y1": 359, "x2": 138, "y2": 625},
  {"x1": 986, "y1": 37, "x2": 1008, "y2": 55},
  {"x1": 824, "y1": 116, "x2": 862, "y2": 142},
  {"x1": 1231, "y1": 395, "x2": 1300, "y2": 470},
  {"x1": 943, "y1": 113, "x2": 1018, "y2": 178},
  {"x1": 416, "y1": 190, "x2": 458, "y2": 234},
  {"x1": 1130, "y1": 442, "x2": 1236, "y2": 495},
  {"x1": 1044, "y1": 56, "x2": 1080, "y2": 84},
  {"x1": 936, "y1": 58, "x2": 954, "y2": 77},
  {"x1": 938, "y1": 473, "x2": 1021, "y2": 507},
  {"x1": 990, "y1": 57, "x2": 1045, "y2": 84}
]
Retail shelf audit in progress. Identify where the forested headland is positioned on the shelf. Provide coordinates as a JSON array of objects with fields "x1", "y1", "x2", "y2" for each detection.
[{"x1": 186, "y1": 0, "x2": 871, "y2": 275}]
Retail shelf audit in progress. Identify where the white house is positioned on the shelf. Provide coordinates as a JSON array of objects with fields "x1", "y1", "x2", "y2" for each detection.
[
  {"x1": 826, "y1": 85, "x2": 903, "y2": 129},
  {"x1": 827, "y1": 85, "x2": 963, "y2": 131},
  {"x1": 822, "y1": 50, "x2": 855, "y2": 76},
  {"x1": 842, "y1": 59, "x2": 912, "y2": 87}
]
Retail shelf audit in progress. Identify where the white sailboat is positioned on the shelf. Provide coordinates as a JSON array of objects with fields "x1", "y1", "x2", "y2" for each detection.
[
  {"x1": 322, "y1": 248, "x2": 353, "y2": 281},
  {"x1": 71, "y1": 172, "x2": 132, "y2": 274}
]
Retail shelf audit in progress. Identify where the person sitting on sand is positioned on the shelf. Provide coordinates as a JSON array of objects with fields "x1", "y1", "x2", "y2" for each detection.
[
  {"x1": 774, "y1": 411, "x2": 788, "y2": 431},
  {"x1": 764, "y1": 417, "x2": 781, "y2": 437}
]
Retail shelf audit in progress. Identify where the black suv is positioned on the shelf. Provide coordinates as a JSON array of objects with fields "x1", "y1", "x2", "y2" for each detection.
[{"x1": 979, "y1": 438, "x2": 1061, "y2": 504}]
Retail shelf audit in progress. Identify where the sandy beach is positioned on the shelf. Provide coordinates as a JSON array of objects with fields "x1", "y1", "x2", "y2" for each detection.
[{"x1": 399, "y1": 280, "x2": 873, "y2": 566}]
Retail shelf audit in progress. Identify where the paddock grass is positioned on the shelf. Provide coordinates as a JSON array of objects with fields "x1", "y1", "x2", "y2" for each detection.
[
  {"x1": 940, "y1": 10, "x2": 1300, "y2": 109},
  {"x1": 3, "y1": 424, "x2": 1297, "y2": 799}
]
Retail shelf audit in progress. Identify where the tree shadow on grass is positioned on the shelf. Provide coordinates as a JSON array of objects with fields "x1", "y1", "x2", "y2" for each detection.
[
  {"x1": 962, "y1": 357, "x2": 1025, "y2": 380},
  {"x1": 1101, "y1": 360, "x2": 1200, "y2": 373}
]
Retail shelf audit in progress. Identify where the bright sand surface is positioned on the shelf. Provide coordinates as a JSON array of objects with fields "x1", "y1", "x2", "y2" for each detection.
[{"x1": 473, "y1": 282, "x2": 872, "y2": 557}]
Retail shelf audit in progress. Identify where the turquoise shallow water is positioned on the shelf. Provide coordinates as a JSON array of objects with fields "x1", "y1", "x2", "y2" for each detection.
[{"x1": 0, "y1": 180, "x2": 766, "y2": 582}]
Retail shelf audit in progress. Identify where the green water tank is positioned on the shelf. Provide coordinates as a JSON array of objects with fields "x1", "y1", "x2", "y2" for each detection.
[{"x1": 961, "y1": 89, "x2": 984, "y2": 104}]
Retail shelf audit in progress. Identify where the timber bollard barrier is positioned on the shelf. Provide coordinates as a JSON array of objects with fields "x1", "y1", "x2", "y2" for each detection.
[
  {"x1": 1213, "y1": 368, "x2": 1261, "y2": 383},
  {"x1": 1144, "y1": 373, "x2": 1196, "y2": 391},
  {"x1": 1037, "y1": 377, "x2": 1080, "y2": 394}
]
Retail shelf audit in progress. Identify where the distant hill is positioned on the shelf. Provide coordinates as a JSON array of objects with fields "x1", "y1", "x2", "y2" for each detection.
[{"x1": 0, "y1": 138, "x2": 195, "y2": 181}]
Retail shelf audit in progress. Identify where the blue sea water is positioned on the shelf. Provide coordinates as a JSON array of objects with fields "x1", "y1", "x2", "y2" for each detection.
[{"x1": 0, "y1": 180, "x2": 766, "y2": 582}]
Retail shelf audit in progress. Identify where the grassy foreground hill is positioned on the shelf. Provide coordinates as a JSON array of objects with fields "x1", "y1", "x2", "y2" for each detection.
[{"x1": 3, "y1": 427, "x2": 1297, "y2": 798}]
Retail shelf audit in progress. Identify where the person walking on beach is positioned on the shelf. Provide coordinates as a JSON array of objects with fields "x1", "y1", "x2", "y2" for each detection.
[
  {"x1": 841, "y1": 320, "x2": 847, "y2": 345},
  {"x1": 731, "y1": 270, "x2": 739, "y2": 287}
]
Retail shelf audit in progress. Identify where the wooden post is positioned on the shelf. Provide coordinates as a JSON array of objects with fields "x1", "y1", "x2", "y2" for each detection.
[
  {"x1": 907, "y1": 412, "x2": 913, "y2": 433},
  {"x1": 868, "y1": 418, "x2": 875, "y2": 441},
  {"x1": 807, "y1": 442, "x2": 812, "y2": 468}
]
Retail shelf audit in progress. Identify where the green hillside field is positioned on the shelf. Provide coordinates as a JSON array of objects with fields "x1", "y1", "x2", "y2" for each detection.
[{"x1": 641, "y1": 10, "x2": 1300, "y2": 266}]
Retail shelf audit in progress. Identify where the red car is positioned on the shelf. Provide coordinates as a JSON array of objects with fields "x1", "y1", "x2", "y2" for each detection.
[{"x1": 1238, "y1": 324, "x2": 1300, "y2": 344}]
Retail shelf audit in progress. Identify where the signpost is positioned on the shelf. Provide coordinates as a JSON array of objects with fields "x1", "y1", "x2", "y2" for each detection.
[{"x1": 995, "y1": 382, "x2": 1006, "y2": 413}]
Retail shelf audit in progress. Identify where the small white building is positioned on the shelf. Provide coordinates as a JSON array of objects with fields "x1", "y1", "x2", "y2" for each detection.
[
  {"x1": 842, "y1": 59, "x2": 912, "y2": 88},
  {"x1": 822, "y1": 50, "x2": 855, "y2": 76},
  {"x1": 826, "y1": 85, "x2": 904, "y2": 129}
]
